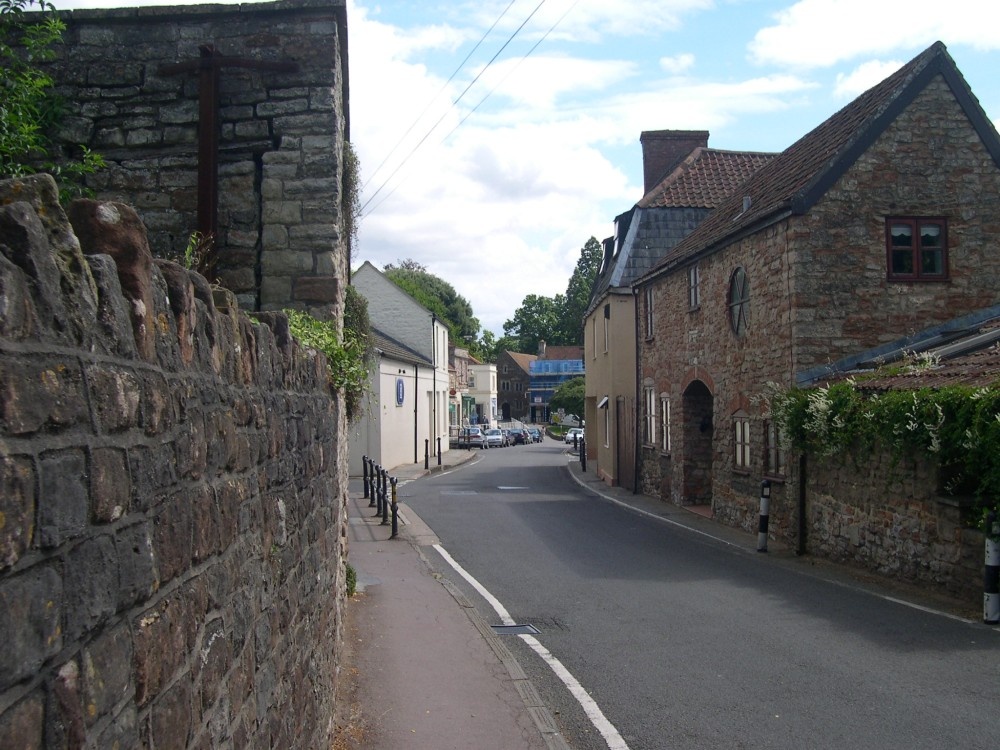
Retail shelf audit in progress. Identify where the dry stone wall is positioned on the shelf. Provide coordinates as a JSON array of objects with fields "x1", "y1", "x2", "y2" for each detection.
[
  {"x1": 0, "y1": 174, "x2": 348, "y2": 748},
  {"x1": 46, "y1": 0, "x2": 348, "y2": 314}
]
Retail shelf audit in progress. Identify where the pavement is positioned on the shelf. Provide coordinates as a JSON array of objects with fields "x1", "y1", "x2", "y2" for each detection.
[{"x1": 333, "y1": 439, "x2": 798, "y2": 750}]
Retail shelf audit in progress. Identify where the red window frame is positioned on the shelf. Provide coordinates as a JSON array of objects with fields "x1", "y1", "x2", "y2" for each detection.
[{"x1": 886, "y1": 217, "x2": 948, "y2": 281}]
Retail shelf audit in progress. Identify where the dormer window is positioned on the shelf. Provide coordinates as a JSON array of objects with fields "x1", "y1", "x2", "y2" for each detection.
[{"x1": 886, "y1": 217, "x2": 948, "y2": 280}]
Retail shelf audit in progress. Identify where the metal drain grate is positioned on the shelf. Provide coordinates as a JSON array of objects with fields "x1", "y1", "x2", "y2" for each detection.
[{"x1": 491, "y1": 624, "x2": 540, "y2": 635}]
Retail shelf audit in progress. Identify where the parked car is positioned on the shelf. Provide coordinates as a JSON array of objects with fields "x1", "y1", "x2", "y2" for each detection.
[
  {"x1": 509, "y1": 427, "x2": 529, "y2": 445},
  {"x1": 564, "y1": 427, "x2": 584, "y2": 444},
  {"x1": 460, "y1": 426, "x2": 488, "y2": 449},
  {"x1": 559, "y1": 414, "x2": 582, "y2": 427},
  {"x1": 527, "y1": 427, "x2": 543, "y2": 442},
  {"x1": 485, "y1": 428, "x2": 507, "y2": 448}
]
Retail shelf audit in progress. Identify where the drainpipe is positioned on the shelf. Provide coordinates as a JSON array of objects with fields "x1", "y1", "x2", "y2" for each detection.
[
  {"x1": 632, "y1": 286, "x2": 641, "y2": 495},
  {"x1": 431, "y1": 314, "x2": 438, "y2": 456},
  {"x1": 414, "y1": 364, "x2": 419, "y2": 464},
  {"x1": 797, "y1": 453, "x2": 807, "y2": 555}
]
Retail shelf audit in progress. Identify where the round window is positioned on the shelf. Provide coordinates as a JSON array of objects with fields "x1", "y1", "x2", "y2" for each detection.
[{"x1": 728, "y1": 267, "x2": 750, "y2": 336}]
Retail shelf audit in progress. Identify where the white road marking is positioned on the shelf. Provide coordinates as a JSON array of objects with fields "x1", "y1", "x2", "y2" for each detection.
[{"x1": 433, "y1": 543, "x2": 632, "y2": 750}]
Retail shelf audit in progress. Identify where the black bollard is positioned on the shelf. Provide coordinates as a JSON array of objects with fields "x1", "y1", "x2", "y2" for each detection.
[
  {"x1": 424, "y1": 439, "x2": 429, "y2": 470},
  {"x1": 362, "y1": 455, "x2": 370, "y2": 500},
  {"x1": 374, "y1": 465, "x2": 384, "y2": 517},
  {"x1": 580, "y1": 436, "x2": 587, "y2": 472},
  {"x1": 437, "y1": 437, "x2": 442, "y2": 466},
  {"x1": 390, "y1": 477, "x2": 399, "y2": 538},
  {"x1": 757, "y1": 479, "x2": 771, "y2": 552},
  {"x1": 985, "y1": 511, "x2": 999, "y2": 624},
  {"x1": 381, "y1": 469, "x2": 390, "y2": 525}
]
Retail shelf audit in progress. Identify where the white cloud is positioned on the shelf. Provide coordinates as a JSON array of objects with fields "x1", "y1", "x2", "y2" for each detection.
[
  {"x1": 833, "y1": 59, "x2": 903, "y2": 99},
  {"x1": 660, "y1": 53, "x2": 695, "y2": 74},
  {"x1": 749, "y1": 0, "x2": 1000, "y2": 69}
]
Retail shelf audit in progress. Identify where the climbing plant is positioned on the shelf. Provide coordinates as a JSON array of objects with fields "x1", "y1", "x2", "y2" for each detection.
[
  {"x1": 766, "y1": 358, "x2": 1000, "y2": 536},
  {"x1": 284, "y1": 287, "x2": 373, "y2": 422}
]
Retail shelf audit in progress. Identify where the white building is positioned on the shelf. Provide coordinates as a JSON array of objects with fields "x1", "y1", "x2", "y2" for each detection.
[
  {"x1": 467, "y1": 362, "x2": 498, "y2": 429},
  {"x1": 350, "y1": 262, "x2": 451, "y2": 474}
]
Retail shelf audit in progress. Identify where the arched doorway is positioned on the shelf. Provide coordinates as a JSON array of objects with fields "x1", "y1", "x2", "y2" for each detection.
[
  {"x1": 501, "y1": 402, "x2": 511, "y2": 421},
  {"x1": 682, "y1": 380, "x2": 713, "y2": 507}
]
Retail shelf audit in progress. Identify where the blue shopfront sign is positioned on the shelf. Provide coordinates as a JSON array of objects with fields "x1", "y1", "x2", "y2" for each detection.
[{"x1": 396, "y1": 377, "x2": 405, "y2": 406}]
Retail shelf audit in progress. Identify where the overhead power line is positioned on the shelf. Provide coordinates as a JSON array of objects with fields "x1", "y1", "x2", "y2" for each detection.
[
  {"x1": 362, "y1": 0, "x2": 579, "y2": 219},
  {"x1": 359, "y1": 0, "x2": 555, "y2": 218}
]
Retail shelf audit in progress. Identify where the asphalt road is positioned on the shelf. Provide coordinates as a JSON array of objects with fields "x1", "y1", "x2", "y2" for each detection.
[{"x1": 398, "y1": 439, "x2": 1000, "y2": 750}]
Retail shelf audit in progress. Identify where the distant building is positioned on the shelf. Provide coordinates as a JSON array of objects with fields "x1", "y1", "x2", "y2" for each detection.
[
  {"x1": 496, "y1": 350, "x2": 536, "y2": 421},
  {"x1": 529, "y1": 340, "x2": 584, "y2": 423}
]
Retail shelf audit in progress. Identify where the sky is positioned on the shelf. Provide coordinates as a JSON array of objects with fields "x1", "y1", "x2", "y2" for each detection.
[{"x1": 56, "y1": 0, "x2": 1000, "y2": 336}]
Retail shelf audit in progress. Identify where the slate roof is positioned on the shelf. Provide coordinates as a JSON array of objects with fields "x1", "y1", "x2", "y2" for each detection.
[
  {"x1": 639, "y1": 41, "x2": 1000, "y2": 284},
  {"x1": 587, "y1": 146, "x2": 775, "y2": 315},
  {"x1": 637, "y1": 147, "x2": 776, "y2": 209},
  {"x1": 801, "y1": 305, "x2": 1000, "y2": 390},
  {"x1": 372, "y1": 327, "x2": 431, "y2": 367}
]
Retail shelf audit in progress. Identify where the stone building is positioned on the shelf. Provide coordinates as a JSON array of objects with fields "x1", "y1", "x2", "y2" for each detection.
[
  {"x1": 634, "y1": 42, "x2": 1000, "y2": 591},
  {"x1": 45, "y1": 0, "x2": 349, "y2": 316},
  {"x1": 584, "y1": 132, "x2": 775, "y2": 490},
  {"x1": 496, "y1": 350, "x2": 536, "y2": 421}
]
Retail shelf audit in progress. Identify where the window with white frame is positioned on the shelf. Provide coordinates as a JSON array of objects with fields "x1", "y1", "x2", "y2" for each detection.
[
  {"x1": 688, "y1": 264, "x2": 700, "y2": 309},
  {"x1": 644, "y1": 386, "x2": 656, "y2": 444},
  {"x1": 660, "y1": 395, "x2": 671, "y2": 452},
  {"x1": 764, "y1": 420, "x2": 786, "y2": 477},
  {"x1": 733, "y1": 413, "x2": 751, "y2": 469},
  {"x1": 603, "y1": 304, "x2": 610, "y2": 353},
  {"x1": 644, "y1": 286, "x2": 654, "y2": 339}
]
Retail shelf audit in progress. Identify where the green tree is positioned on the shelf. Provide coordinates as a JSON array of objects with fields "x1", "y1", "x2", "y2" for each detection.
[
  {"x1": 383, "y1": 258, "x2": 482, "y2": 351},
  {"x1": 549, "y1": 376, "x2": 585, "y2": 420},
  {"x1": 502, "y1": 293, "x2": 561, "y2": 354},
  {"x1": 0, "y1": 0, "x2": 103, "y2": 197},
  {"x1": 556, "y1": 237, "x2": 603, "y2": 345}
]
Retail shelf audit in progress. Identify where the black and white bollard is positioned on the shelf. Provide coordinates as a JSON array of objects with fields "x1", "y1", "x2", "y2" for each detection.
[
  {"x1": 985, "y1": 512, "x2": 999, "y2": 624},
  {"x1": 757, "y1": 479, "x2": 771, "y2": 552}
]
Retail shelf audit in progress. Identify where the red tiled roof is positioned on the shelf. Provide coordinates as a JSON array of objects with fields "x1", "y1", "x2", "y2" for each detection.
[
  {"x1": 637, "y1": 148, "x2": 777, "y2": 209},
  {"x1": 539, "y1": 346, "x2": 584, "y2": 361}
]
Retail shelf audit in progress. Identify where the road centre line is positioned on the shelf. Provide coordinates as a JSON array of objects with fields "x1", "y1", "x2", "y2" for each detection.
[{"x1": 433, "y1": 543, "x2": 631, "y2": 750}]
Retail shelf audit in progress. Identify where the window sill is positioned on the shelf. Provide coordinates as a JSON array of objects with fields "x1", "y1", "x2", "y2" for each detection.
[
  {"x1": 731, "y1": 468, "x2": 751, "y2": 476},
  {"x1": 688, "y1": 304, "x2": 701, "y2": 313},
  {"x1": 763, "y1": 474, "x2": 786, "y2": 485}
]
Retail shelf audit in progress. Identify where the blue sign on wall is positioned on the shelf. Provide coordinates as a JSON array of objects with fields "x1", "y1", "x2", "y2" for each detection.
[{"x1": 396, "y1": 377, "x2": 405, "y2": 406}]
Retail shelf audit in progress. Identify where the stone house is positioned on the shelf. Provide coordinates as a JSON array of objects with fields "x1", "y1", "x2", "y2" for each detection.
[
  {"x1": 633, "y1": 42, "x2": 1000, "y2": 582},
  {"x1": 350, "y1": 262, "x2": 451, "y2": 469},
  {"x1": 584, "y1": 131, "x2": 775, "y2": 490},
  {"x1": 496, "y1": 350, "x2": 536, "y2": 422}
]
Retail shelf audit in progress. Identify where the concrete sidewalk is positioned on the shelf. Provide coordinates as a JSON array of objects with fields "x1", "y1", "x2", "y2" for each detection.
[{"x1": 335, "y1": 446, "x2": 565, "y2": 749}]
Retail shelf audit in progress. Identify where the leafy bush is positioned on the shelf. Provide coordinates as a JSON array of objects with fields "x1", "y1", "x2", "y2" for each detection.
[{"x1": 0, "y1": 0, "x2": 104, "y2": 198}]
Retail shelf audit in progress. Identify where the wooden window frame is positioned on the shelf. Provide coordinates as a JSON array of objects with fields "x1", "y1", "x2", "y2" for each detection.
[
  {"x1": 688, "y1": 264, "x2": 700, "y2": 310},
  {"x1": 886, "y1": 217, "x2": 948, "y2": 281},
  {"x1": 733, "y1": 414, "x2": 751, "y2": 470},
  {"x1": 764, "y1": 420, "x2": 786, "y2": 478}
]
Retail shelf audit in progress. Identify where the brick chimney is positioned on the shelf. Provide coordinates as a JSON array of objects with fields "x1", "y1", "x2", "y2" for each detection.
[
  {"x1": 538, "y1": 339, "x2": 547, "y2": 358},
  {"x1": 639, "y1": 130, "x2": 710, "y2": 195}
]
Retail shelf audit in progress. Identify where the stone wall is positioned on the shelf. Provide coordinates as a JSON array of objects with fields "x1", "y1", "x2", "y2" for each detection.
[
  {"x1": 46, "y1": 0, "x2": 348, "y2": 314},
  {"x1": 804, "y1": 449, "x2": 982, "y2": 600},
  {"x1": 0, "y1": 174, "x2": 348, "y2": 748}
]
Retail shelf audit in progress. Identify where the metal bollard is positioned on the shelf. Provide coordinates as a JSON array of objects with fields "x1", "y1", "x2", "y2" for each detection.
[
  {"x1": 374, "y1": 465, "x2": 384, "y2": 517},
  {"x1": 985, "y1": 512, "x2": 999, "y2": 624},
  {"x1": 424, "y1": 439, "x2": 429, "y2": 470},
  {"x1": 381, "y1": 469, "x2": 390, "y2": 525},
  {"x1": 437, "y1": 437, "x2": 442, "y2": 466},
  {"x1": 390, "y1": 477, "x2": 399, "y2": 538},
  {"x1": 580, "y1": 436, "x2": 587, "y2": 472},
  {"x1": 757, "y1": 479, "x2": 771, "y2": 552},
  {"x1": 362, "y1": 455, "x2": 369, "y2": 500}
]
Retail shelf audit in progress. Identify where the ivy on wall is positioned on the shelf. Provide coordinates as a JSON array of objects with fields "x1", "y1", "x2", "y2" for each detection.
[{"x1": 767, "y1": 356, "x2": 1000, "y2": 535}]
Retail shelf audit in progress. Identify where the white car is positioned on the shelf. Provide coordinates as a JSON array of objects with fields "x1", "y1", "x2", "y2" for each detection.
[
  {"x1": 485, "y1": 428, "x2": 506, "y2": 448},
  {"x1": 564, "y1": 427, "x2": 585, "y2": 444}
]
